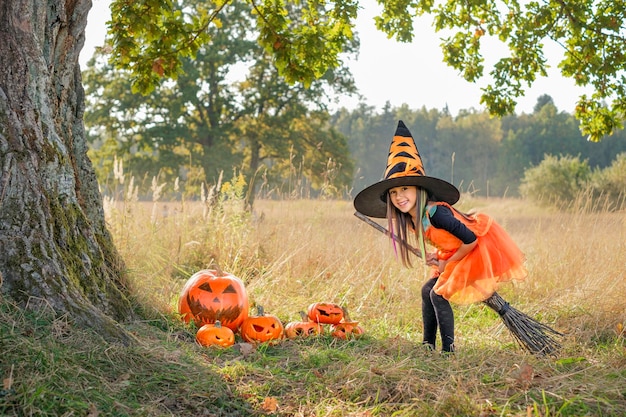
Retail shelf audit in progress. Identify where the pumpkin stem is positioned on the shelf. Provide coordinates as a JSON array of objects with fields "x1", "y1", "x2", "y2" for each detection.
[
  {"x1": 215, "y1": 320, "x2": 222, "y2": 328},
  {"x1": 298, "y1": 310, "x2": 308, "y2": 321},
  {"x1": 341, "y1": 306, "x2": 351, "y2": 322},
  {"x1": 257, "y1": 305, "x2": 265, "y2": 316},
  {"x1": 210, "y1": 262, "x2": 224, "y2": 276}
]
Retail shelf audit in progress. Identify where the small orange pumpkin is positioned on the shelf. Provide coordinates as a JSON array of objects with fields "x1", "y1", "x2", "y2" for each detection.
[
  {"x1": 331, "y1": 322, "x2": 364, "y2": 339},
  {"x1": 240, "y1": 305, "x2": 284, "y2": 344},
  {"x1": 330, "y1": 307, "x2": 364, "y2": 339},
  {"x1": 178, "y1": 268, "x2": 249, "y2": 332},
  {"x1": 196, "y1": 320, "x2": 235, "y2": 348},
  {"x1": 307, "y1": 302, "x2": 344, "y2": 325},
  {"x1": 285, "y1": 311, "x2": 324, "y2": 339}
]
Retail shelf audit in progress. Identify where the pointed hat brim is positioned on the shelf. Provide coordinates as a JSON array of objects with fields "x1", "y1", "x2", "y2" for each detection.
[
  {"x1": 353, "y1": 176, "x2": 460, "y2": 218},
  {"x1": 353, "y1": 120, "x2": 460, "y2": 218}
]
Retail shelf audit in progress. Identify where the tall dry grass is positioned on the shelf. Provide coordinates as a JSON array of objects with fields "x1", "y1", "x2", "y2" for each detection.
[{"x1": 105, "y1": 181, "x2": 626, "y2": 353}]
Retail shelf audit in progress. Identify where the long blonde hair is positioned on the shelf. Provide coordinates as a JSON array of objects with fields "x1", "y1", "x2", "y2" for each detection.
[{"x1": 386, "y1": 187, "x2": 430, "y2": 268}]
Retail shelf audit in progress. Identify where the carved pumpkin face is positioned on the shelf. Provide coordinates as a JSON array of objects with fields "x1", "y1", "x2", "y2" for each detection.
[
  {"x1": 178, "y1": 269, "x2": 249, "y2": 331},
  {"x1": 240, "y1": 306, "x2": 284, "y2": 343},
  {"x1": 285, "y1": 310, "x2": 323, "y2": 338},
  {"x1": 285, "y1": 321, "x2": 324, "y2": 339},
  {"x1": 307, "y1": 302, "x2": 344, "y2": 325},
  {"x1": 330, "y1": 322, "x2": 364, "y2": 340},
  {"x1": 196, "y1": 321, "x2": 235, "y2": 348}
]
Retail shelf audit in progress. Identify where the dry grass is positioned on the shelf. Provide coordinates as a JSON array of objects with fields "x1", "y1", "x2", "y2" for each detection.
[
  {"x1": 110, "y1": 193, "x2": 625, "y2": 414},
  {"x1": 2, "y1": 192, "x2": 625, "y2": 416},
  {"x1": 117, "y1": 195, "x2": 625, "y2": 348}
]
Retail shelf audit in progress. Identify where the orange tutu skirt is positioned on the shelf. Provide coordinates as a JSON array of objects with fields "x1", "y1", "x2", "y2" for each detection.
[{"x1": 429, "y1": 211, "x2": 527, "y2": 304}]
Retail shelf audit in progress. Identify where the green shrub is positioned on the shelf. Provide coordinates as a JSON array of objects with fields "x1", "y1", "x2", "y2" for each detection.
[
  {"x1": 519, "y1": 154, "x2": 591, "y2": 207},
  {"x1": 589, "y1": 152, "x2": 626, "y2": 210}
]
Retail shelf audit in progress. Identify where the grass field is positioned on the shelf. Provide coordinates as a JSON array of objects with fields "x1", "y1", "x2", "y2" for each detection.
[{"x1": 2, "y1": 194, "x2": 625, "y2": 416}]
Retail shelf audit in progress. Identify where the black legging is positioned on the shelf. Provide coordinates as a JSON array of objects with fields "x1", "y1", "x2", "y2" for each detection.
[{"x1": 421, "y1": 277, "x2": 455, "y2": 352}]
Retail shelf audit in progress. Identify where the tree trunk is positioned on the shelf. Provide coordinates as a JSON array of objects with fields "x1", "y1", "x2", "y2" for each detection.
[{"x1": 0, "y1": 0, "x2": 135, "y2": 342}]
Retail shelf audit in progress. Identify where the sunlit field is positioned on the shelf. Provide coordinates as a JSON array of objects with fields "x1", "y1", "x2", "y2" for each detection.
[
  {"x1": 100, "y1": 190, "x2": 625, "y2": 416},
  {"x1": 3, "y1": 185, "x2": 625, "y2": 416}
]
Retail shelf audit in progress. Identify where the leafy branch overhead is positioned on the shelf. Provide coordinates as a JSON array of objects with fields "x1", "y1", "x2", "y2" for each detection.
[
  {"x1": 108, "y1": 0, "x2": 626, "y2": 141},
  {"x1": 108, "y1": 0, "x2": 358, "y2": 92}
]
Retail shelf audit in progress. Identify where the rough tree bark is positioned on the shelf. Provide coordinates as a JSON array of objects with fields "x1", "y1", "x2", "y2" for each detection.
[{"x1": 0, "y1": 0, "x2": 135, "y2": 342}]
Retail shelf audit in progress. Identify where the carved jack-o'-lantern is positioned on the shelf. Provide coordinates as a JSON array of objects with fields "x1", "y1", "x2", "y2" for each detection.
[
  {"x1": 178, "y1": 269, "x2": 249, "y2": 331},
  {"x1": 307, "y1": 302, "x2": 344, "y2": 325},
  {"x1": 196, "y1": 320, "x2": 235, "y2": 348},
  {"x1": 285, "y1": 311, "x2": 324, "y2": 339},
  {"x1": 240, "y1": 306, "x2": 284, "y2": 343},
  {"x1": 330, "y1": 306, "x2": 364, "y2": 339},
  {"x1": 330, "y1": 322, "x2": 364, "y2": 339}
]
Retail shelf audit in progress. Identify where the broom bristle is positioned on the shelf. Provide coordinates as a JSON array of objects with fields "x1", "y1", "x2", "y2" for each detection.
[{"x1": 483, "y1": 292, "x2": 563, "y2": 355}]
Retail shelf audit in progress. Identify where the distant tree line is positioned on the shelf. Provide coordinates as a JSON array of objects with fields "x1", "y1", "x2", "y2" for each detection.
[
  {"x1": 85, "y1": 77, "x2": 626, "y2": 205},
  {"x1": 332, "y1": 96, "x2": 626, "y2": 199}
]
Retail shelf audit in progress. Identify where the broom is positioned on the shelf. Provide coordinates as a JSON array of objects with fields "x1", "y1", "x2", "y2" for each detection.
[{"x1": 354, "y1": 211, "x2": 563, "y2": 356}]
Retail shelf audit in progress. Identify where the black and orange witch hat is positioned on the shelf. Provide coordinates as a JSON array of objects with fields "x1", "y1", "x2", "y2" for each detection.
[{"x1": 353, "y1": 120, "x2": 459, "y2": 218}]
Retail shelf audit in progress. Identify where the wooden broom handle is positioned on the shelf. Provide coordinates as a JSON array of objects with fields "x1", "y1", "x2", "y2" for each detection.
[{"x1": 353, "y1": 211, "x2": 424, "y2": 259}]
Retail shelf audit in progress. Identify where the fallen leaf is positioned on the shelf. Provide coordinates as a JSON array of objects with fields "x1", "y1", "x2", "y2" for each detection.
[
  {"x1": 512, "y1": 363, "x2": 534, "y2": 388},
  {"x1": 261, "y1": 396, "x2": 278, "y2": 413}
]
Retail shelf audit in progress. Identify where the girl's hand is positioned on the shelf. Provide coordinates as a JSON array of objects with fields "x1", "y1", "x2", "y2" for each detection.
[
  {"x1": 426, "y1": 252, "x2": 439, "y2": 267},
  {"x1": 437, "y1": 241, "x2": 477, "y2": 273}
]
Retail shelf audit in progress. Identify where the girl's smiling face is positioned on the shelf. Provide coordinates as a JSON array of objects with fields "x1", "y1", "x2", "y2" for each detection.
[{"x1": 389, "y1": 185, "x2": 418, "y2": 215}]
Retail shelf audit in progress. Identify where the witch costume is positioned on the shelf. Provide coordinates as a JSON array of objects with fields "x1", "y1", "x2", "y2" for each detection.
[{"x1": 354, "y1": 120, "x2": 527, "y2": 352}]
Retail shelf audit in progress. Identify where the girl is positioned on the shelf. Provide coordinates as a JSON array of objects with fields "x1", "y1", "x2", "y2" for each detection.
[{"x1": 354, "y1": 121, "x2": 527, "y2": 353}]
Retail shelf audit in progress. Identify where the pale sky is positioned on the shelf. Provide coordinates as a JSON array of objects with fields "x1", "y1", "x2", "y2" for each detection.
[{"x1": 81, "y1": 0, "x2": 591, "y2": 115}]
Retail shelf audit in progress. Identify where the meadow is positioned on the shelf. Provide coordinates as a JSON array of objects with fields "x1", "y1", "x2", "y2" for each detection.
[{"x1": 2, "y1": 189, "x2": 625, "y2": 416}]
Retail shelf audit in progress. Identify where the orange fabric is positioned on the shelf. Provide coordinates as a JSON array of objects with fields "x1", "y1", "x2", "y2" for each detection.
[{"x1": 424, "y1": 202, "x2": 527, "y2": 304}]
